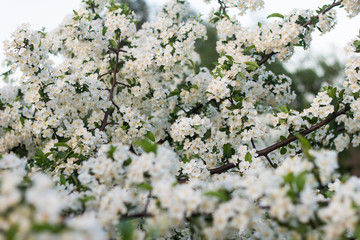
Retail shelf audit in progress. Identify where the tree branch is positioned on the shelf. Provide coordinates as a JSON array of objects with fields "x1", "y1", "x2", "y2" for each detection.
[
  {"x1": 209, "y1": 107, "x2": 348, "y2": 174},
  {"x1": 300, "y1": 1, "x2": 342, "y2": 27},
  {"x1": 90, "y1": 1, "x2": 96, "y2": 14},
  {"x1": 217, "y1": 0, "x2": 228, "y2": 16},
  {"x1": 121, "y1": 212, "x2": 153, "y2": 219},
  {"x1": 100, "y1": 33, "x2": 122, "y2": 131},
  {"x1": 186, "y1": 99, "x2": 216, "y2": 117},
  {"x1": 98, "y1": 71, "x2": 112, "y2": 79},
  {"x1": 257, "y1": 0, "x2": 342, "y2": 67}
]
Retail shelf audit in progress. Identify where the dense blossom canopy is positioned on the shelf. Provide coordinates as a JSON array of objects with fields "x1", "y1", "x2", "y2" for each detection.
[{"x1": 1, "y1": 0, "x2": 360, "y2": 239}]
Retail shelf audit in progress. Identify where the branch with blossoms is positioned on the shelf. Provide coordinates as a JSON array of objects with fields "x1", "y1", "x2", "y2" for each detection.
[
  {"x1": 2, "y1": 0, "x2": 360, "y2": 239},
  {"x1": 257, "y1": 0, "x2": 342, "y2": 67},
  {"x1": 209, "y1": 107, "x2": 348, "y2": 174},
  {"x1": 217, "y1": 0, "x2": 229, "y2": 17},
  {"x1": 99, "y1": 32, "x2": 123, "y2": 131},
  {"x1": 187, "y1": 1, "x2": 343, "y2": 117}
]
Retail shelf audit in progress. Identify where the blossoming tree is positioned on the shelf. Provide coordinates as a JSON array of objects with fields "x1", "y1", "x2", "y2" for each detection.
[{"x1": 1, "y1": 0, "x2": 360, "y2": 239}]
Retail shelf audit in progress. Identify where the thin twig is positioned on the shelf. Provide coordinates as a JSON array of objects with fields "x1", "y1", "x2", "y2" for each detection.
[
  {"x1": 121, "y1": 212, "x2": 153, "y2": 219},
  {"x1": 98, "y1": 71, "x2": 112, "y2": 79},
  {"x1": 115, "y1": 81, "x2": 131, "y2": 88},
  {"x1": 264, "y1": 154, "x2": 276, "y2": 168},
  {"x1": 187, "y1": 99, "x2": 216, "y2": 117},
  {"x1": 111, "y1": 100, "x2": 120, "y2": 111},
  {"x1": 176, "y1": 104, "x2": 188, "y2": 115},
  {"x1": 251, "y1": 138, "x2": 256, "y2": 149},
  {"x1": 90, "y1": 1, "x2": 96, "y2": 14},
  {"x1": 217, "y1": 0, "x2": 228, "y2": 16},
  {"x1": 105, "y1": 122, "x2": 119, "y2": 127}
]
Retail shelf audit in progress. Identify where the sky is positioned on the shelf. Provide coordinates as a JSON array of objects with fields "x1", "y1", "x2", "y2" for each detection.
[{"x1": 0, "y1": 0, "x2": 359, "y2": 77}]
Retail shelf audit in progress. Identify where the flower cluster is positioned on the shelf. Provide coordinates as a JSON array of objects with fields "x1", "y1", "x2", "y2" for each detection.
[{"x1": 1, "y1": 0, "x2": 360, "y2": 239}]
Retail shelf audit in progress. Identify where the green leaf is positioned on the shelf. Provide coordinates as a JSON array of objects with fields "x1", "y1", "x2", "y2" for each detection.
[
  {"x1": 34, "y1": 149, "x2": 46, "y2": 165},
  {"x1": 60, "y1": 174, "x2": 66, "y2": 185},
  {"x1": 32, "y1": 223, "x2": 65, "y2": 233},
  {"x1": 202, "y1": 129, "x2": 211, "y2": 140},
  {"x1": 5, "y1": 224, "x2": 18, "y2": 240},
  {"x1": 354, "y1": 92, "x2": 360, "y2": 100},
  {"x1": 225, "y1": 55, "x2": 234, "y2": 64},
  {"x1": 137, "y1": 183, "x2": 153, "y2": 191},
  {"x1": 278, "y1": 105, "x2": 289, "y2": 113},
  {"x1": 339, "y1": 89, "x2": 345, "y2": 99},
  {"x1": 145, "y1": 131, "x2": 155, "y2": 142},
  {"x1": 189, "y1": 59, "x2": 196, "y2": 74},
  {"x1": 109, "y1": 39, "x2": 117, "y2": 49},
  {"x1": 134, "y1": 139, "x2": 157, "y2": 153},
  {"x1": 243, "y1": 45, "x2": 255, "y2": 54},
  {"x1": 355, "y1": 223, "x2": 360, "y2": 239},
  {"x1": 223, "y1": 143, "x2": 235, "y2": 159},
  {"x1": 280, "y1": 147, "x2": 287, "y2": 155},
  {"x1": 353, "y1": 40, "x2": 360, "y2": 52},
  {"x1": 204, "y1": 189, "x2": 231, "y2": 201},
  {"x1": 193, "y1": 125, "x2": 201, "y2": 130},
  {"x1": 237, "y1": 72, "x2": 245, "y2": 79},
  {"x1": 244, "y1": 61, "x2": 259, "y2": 70},
  {"x1": 20, "y1": 116, "x2": 25, "y2": 126},
  {"x1": 341, "y1": 174, "x2": 350, "y2": 183},
  {"x1": 54, "y1": 142, "x2": 71, "y2": 149},
  {"x1": 102, "y1": 26, "x2": 107, "y2": 36},
  {"x1": 168, "y1": 89, "x2": 180, "y2": 98},
  {"x1": 106, "y1": 145, "x2": 117, "y2": 159},
  {"x1": 119, "y1": 220, "x2": 135, "y2": 240},
  {"x1": 295, "y1": 133, "x2": 312, "y2": 160},
  {"x1": 296, "y1": 171, "x2": 307, "y2": 192},
  {"x1": 79, "y1": 195, "x2": 96, "y2": 204},
  {"x1": 267, "y1": 13, "x2": 284, "y2": 19},
  {"x1": 123, "y1": 158, "x2": 132, "y2": 167},
  {"x1": 284, "y1": 172, "x2": 295, "y2": 184},
  {"x1": 327, "y1": 87, "x2": 336, "y2": 98},
  {"x1": 245, "y1": 152, "x2": 252, "y2": 163},
  {"x1": 210, "y1": 16, "x2": 220, "y2": 24}
]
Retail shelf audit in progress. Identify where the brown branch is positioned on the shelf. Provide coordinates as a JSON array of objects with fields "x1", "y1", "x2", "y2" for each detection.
[
  {"x1": 264, "y1": 154, "x2": 276, "y2": 168},
  {"x1": 251, "y1": 138, "x2": 256, "y2": 149},
  {"x1": 90, "y1": 1, "x2": 96, "y2": 14},
  {"x1": 143, "y1": 192, "x2": 151, "y2": 214},
  {"x1": 121, "y1": 212, "x2": 153, "y2": 219},
  {"x1": 98, "y1": 71, "x2": 112, "y2": 79},
  {"x1": 217, "y1": 0, "x2": 228, "y2": 16},
  {"x1": 176, "y1": 104, "x2": 188, "y2": 115},
  {"x1": 209, "y1": 107, "x2": 348, "y2": 174},
  {"x1": 99, "y1": 110, "x2": 110, "y2": 131},
  {"x1": 111, "y1": 100, "x2": 120, "y2": 111},
  {"x1": 257, "y1": 107, "x2": 347, "y2": 156},
  {"x1": 300, "y1": 1, "x2": 342, "y2": 28},
  {"x1": 257, "y1": 52, "x2": 276, "y2": 66},
  {"x1": 100, "y1": 33, "x2": 122, "y2": 131},
  {"x1": 256, "y1": 0, "x2": 342, "y2": 67},
  {"x1": 121, "y1": 193, "x2": 152, "y2": 219},
  {"x1": 105, "y1": 122, "x2": 119, "y2": 127},
  {"x1": 115, "y1": 81, "x2": 131, "y2": 88},
  {"x1": 186, "y1": 99, "x2": 216, "y2": 117}
]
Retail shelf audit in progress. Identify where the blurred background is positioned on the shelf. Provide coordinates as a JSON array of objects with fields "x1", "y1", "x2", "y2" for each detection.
[{"x1": 0, "y1": 0, "x2": 359, "y2": 174}]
